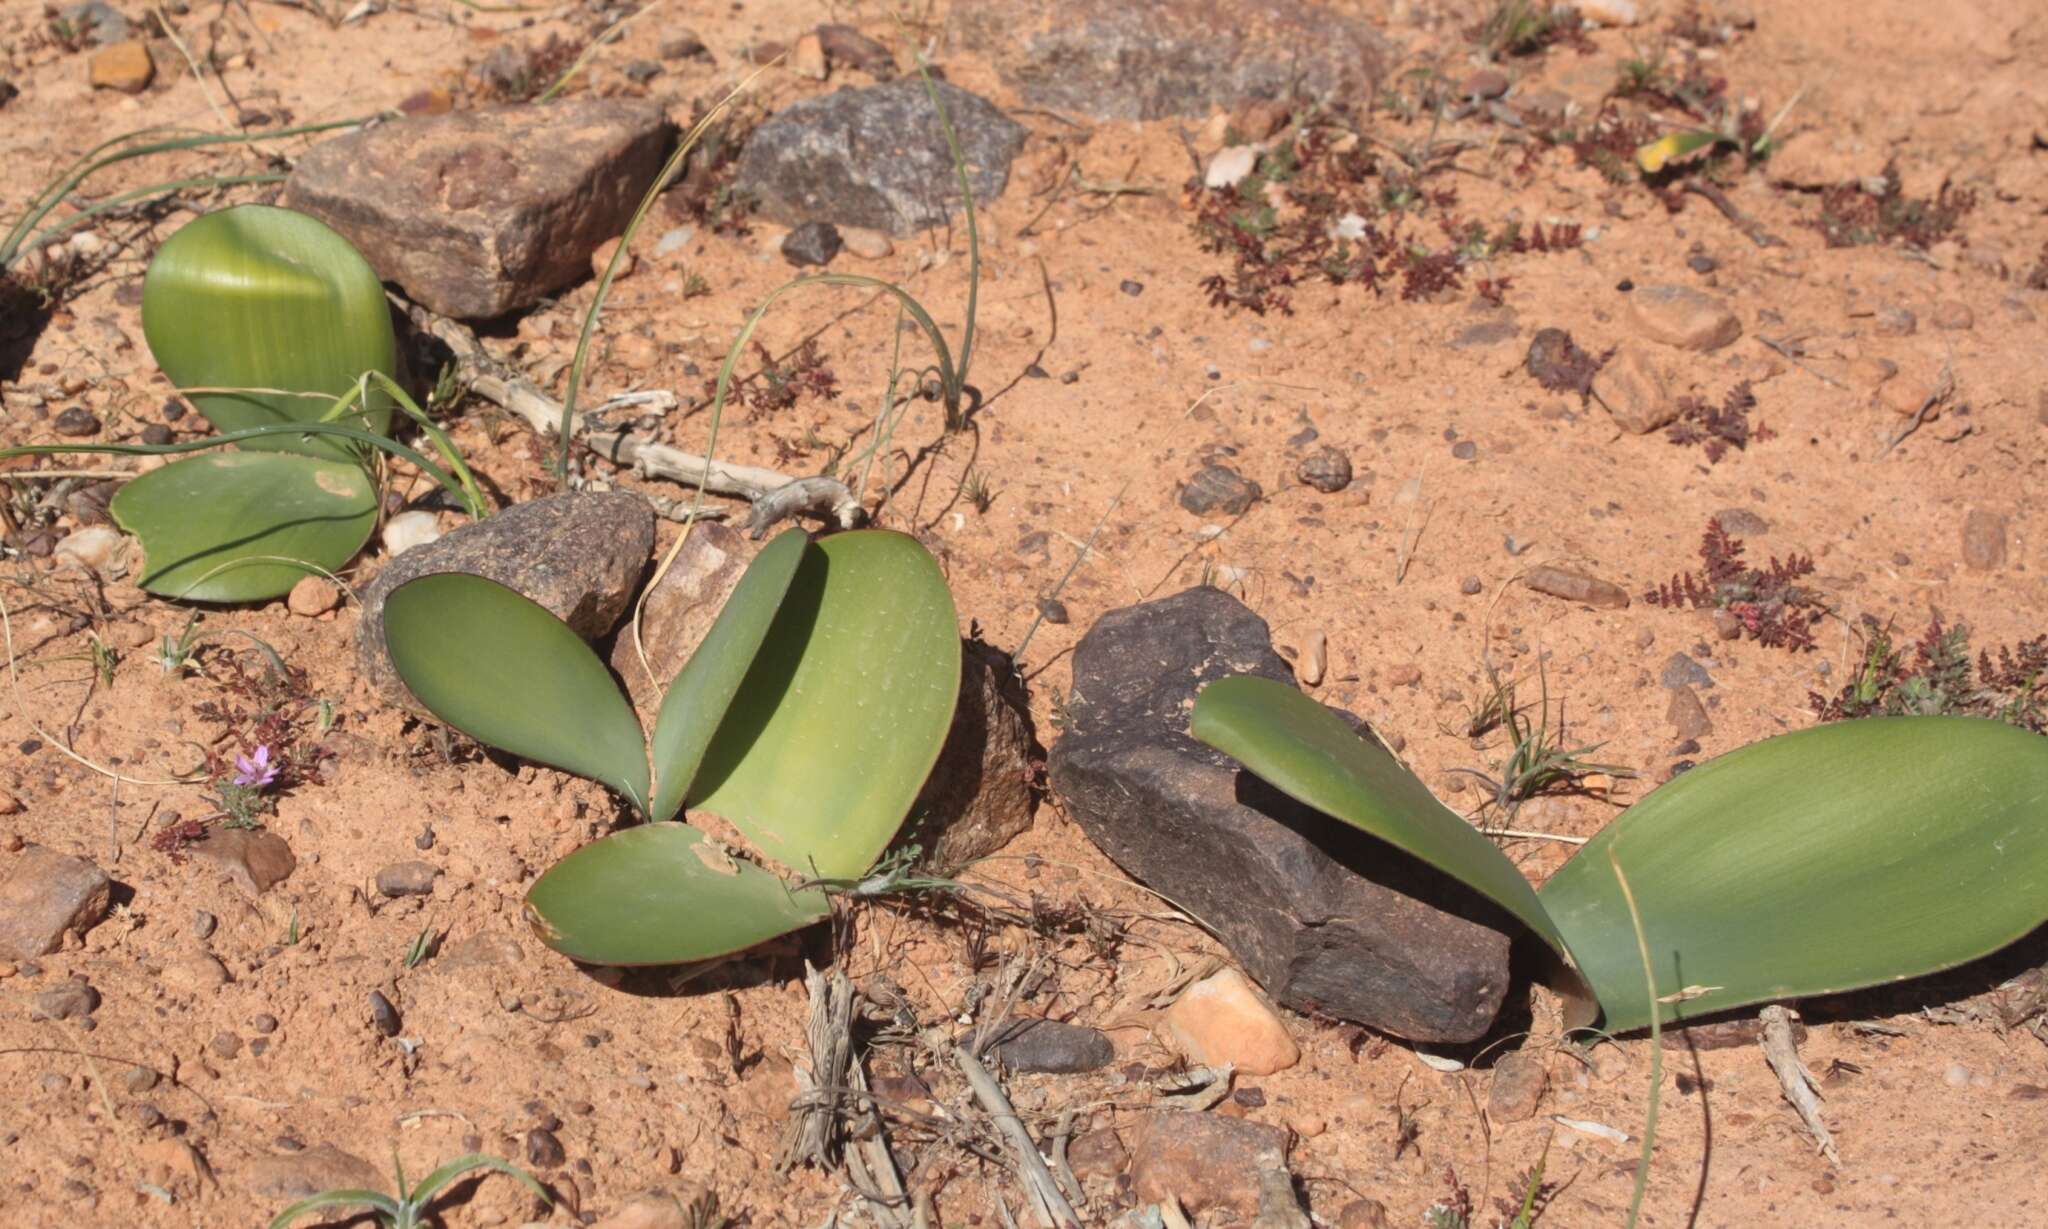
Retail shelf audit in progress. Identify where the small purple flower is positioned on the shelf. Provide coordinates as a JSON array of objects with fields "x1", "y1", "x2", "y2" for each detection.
[{"x1": 232, "y1": 745, "x2": 277, "y2": 789}]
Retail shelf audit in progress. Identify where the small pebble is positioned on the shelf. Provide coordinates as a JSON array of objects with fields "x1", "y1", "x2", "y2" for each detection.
[
  {"x1": 526, "y1": 1127, "x2": 567, "y2": 1169},
  {"x1": 252, "y1": 1013, "x2": 278, "y2": 1035},
  {"x1": 1296, "y1": 446, "x2": 1352, "y2": 493},
  {"x1": 1036, "y1": 597, "x2": 1070, "y2": 625},
  {"x1": 1119, "y1": 279, "x2": 1144, "y2": 297},
  {"x1": 1450, "y1": 440, "x2": 1477, "y2": 460},
  {"x1": 53, "y1": 408, "x2": 102, "y2": 436},
  {"x1": 192, "y1": 911, "x2": 217, "y2": 940},
  {"x1": 368, "y1": 990, "x2": 400, "y2": 1037},
  {"x1": 375, "y1": 861, "x2": 441, "y2": 897},
  {"x1": 1460, "y1": 576, "x2": 1483, "y2": 595},
  {"x1": 781, "y1": 220, "x2": 843, "y2": 268}
]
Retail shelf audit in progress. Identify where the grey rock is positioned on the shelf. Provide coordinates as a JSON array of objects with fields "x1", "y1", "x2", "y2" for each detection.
[
  {"x1": 1047, "y1": 588, "x2": 1515, "y2": 1041},
  {"x1": 1873, "y1": 304, "x2": 1917, "y2": 337},
  {"x1": 357, "y1": 491, "x2": 656, "y2": 712},
  {"x1": 285, "y1": 100, "x2": 675, "y2": 318},
  {"x1": 734, "y1": 79, "x2": 1025, "y2": 237},
  {"x1": 1296, "y1": 446, "x2": 1351, "y2": 493},
  {"x1": 0, "y1": 846, "x2": 112, "y2": 961},
  {"x1": 816, "y1": 24, "x2": 897, "y2": 77},
  {"x1": 57, "y1": 2, "x2": 131, "y2": 46},
  {"x1": 990, "y1": 1018, "x2": 1115, "y2": 1073},
  {"x1": 1179, "y1": 465, "x2": 1261, "y2": 516},
  {"x1": 951, "y1": 0, "x2": 1394, "y2": 121},
  {"x1": 375, "y1": 861, "x2": 440, "y2": 898},
  {"x1": 1713, "y1": 507, "x2": 1770, "y2": 536},
  {"x1": 32, "y1": 977, "x2": 99, "y2": 1021},
  {"x1": 1660, "y1": 652, "x2": 1715, "y2": 691},
  {"x1": 781, "y1": 220, "x2": 843, "y2": 267}
]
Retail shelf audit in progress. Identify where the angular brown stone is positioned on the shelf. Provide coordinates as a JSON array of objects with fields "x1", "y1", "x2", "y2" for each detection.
[
  {"x1": 951, "y1": 0, "x2": 1393, "y2": 121},
  {"x1": 1524, "y1": 565, "x2": 1631, "y2": 610},
  {"x1": 1488, "y1": 1049, "x2": 1549, "y2": 1122},
  {"x1": 1962, "y1": 509, "x2": 2008, "y2": 572},
  {"x1": 1590, "y1": 345, "x2": 1677, "y2": 434},
  {"x1": 0, "y1": 846, "x2": 112, "y2": 960},
  {"x1": 189, "y1": 828, "x2": 295, "y2": 896},
  {"x1": 1047, "y1": 588, "x2": 1515, "y2": 1042},
  {"x1": 1129, "y1": 1112, "x2": 1288, "y2": 1218},
  {"x1": 356, "y1": 491, "x2": 656, "y2": 713},
  {"x1": 284, "y1": 100, "x2": 674, "y2": 318},
  {"x1": 1629, "y1": 283, "x2": 1742, "y2": 351}
]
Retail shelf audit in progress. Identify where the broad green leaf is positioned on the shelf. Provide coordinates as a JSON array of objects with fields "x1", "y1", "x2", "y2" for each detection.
[
  {"x1": 689, "y1": 530, "x2": 960, "y2": 880},
  {"x1": 1635, "y1": 128, "x2": 1721, "y2": 175},
  {"x1": 1540, "y1": 716, "x2": 2048, "y2": 1033},
  {"x1": 110, "y1": 452, "x2": 376, "y2": 602},
  {"x1": 1191, "y1": 675, "x2": 1579, "y2": 966},
  {"x1": 404, "y1": 1154, "x2": 550, "y2": 1210},
  {"x1": 648, "y1": 527, "x2": 807, "y2": 822},
  {"x1": 383, "y1": 573, "x2": 650, "y2": 812},
  {"x1": 523, "y1": 823, "x2": 829, "y2": 965},
  {"x1": 143, "y1": 204, "x2": 397, "y2": 462}
]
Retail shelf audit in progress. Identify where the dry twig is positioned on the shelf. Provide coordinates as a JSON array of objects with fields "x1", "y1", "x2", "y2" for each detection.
[{"x1": 1759, "y1": 1004, "x2": 1840, "y2": 1164}]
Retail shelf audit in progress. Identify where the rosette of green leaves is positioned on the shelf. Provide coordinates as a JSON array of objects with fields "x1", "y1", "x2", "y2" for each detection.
[{"x1": 382, "y1": 528, "x2": 961, "y2": 965}]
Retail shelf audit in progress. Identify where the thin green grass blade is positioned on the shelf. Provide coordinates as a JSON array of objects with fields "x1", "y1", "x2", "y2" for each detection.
[
  {"x1": 143, "y1": 204, "x2": 397, "y2": 461},
  {"x1": 688, "y1": 530, "x2": 960, "y2": 880},
  {"x1": 1190, "y1": 674, "x2": 1576, "y2": 963},
  {"x1": 110, "y1": 453, "x2": 376, "y2": 602},
  {"x1": 648, "y1": 527, "x2": 807, "y2": 822},
  {"x1": 383, "y1": 574, "x2": 650, "y2": 813},
  {"x1": 1540, "y1": 716, "x2": 2048, "y2": 1032},
  {"x1": 523, "y1": 822, "x2": 829, "y2": 965}
]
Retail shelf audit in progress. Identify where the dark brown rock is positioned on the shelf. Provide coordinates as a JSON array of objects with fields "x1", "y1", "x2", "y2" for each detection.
[
  {"x1": 1047, "y1": 588, "x2": 1515, "y2": 1041},
  {"x1": 733, "y1": 79, "x2": 1025, "y2": 237},
  {"x1": 1296, "y1": 446, "x2": 1352, "y2": 493},
  {"x1": 903, "y1": 638, "x2": 1040, "y2": 867},
  {"x1": 1180, "y1": 464, "x2": 1261, "y2": 516},
  {"x1": 357, "y1": 491, "x2": 656, "y2": 712},
  {"x1": 374, "y1": 861, "x2": 440, "y2": 898},
  {"x1": 0, "y1": 846, "x2": 112, "y2": 960},
  {"x1": 815, "y1": 24, "x2": 896, "y2": 76},
  {"x1": 989, "y1": 1017, "x2": 1115, "y2": 1073},
  {"x1": 951, "y1": 0, "x2": 1393, "y2": 121},
  {"x1": 1129, "y1": 1111, "x2": 1289, "y2": 1217},
  {"x1": 284, "y1": 100, "x2": 674, "y2": 318},
  {"x1": 245, "y1": 1144, "x2": 384, "y2": 1204},
  {"x1": 32, "y1": 977, "x2": 99, "y2": 1021},
  {"x1": 189, "y1": 828, "x2": 295, "y2": 896},
  {"x1": 1524, "y1": 564, "x2": 1631, "y2": 610},
  {"x1": 1666, "y1": 684, "x2": 1713, "y2": 740}
]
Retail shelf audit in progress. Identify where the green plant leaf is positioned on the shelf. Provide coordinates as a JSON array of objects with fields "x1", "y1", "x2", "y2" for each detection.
[
  {"x1": 648, "y1": 527, "x2": 807, "y2": 822},
  {"x1": 1635, "y1": 128, "x2": 1722, "y2": 175},
  {"x1": 110, "y1": 452, "x2": 377, "y2": 602},
  {"x1": 383, "y1": 573, "x2": 650, "y2": 812},
  {"x1": 523, "y1": 822, "x2": 829, "y2": 965},
  {"x1": 143, "y1": 204, "x2": 397, "y2": 462},
  {"x1": 689, "y1": 530, "x2": 960, "y2": 880},
  {"x1": 266, "y1": 1191, "x2": 399, "y2": 1229},
  {"x1": 1190, "y1": 674, "x2": 1578, "y2": 964},
  {"x1": 1540, "y1": 716, "x2": 2048, "y2": 1032},
  {"x1": 404, "y1": 1154, "x2": 550, "y2": 1211}
]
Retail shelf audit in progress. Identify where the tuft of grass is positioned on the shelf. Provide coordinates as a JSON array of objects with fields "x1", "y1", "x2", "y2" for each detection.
[
  {"x1": 1470, "y1": 0, "x2": 1581, "y2": 61},
  {"x1": 267, "y1": 1150, "x2": 546, "y2": 1229},
  {"x1": 962, "y1": 467, "x2": 996, "y2": 513},
  {"x1": 1452, "y1": 664, "x2": 1633, "y2": 818}
]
